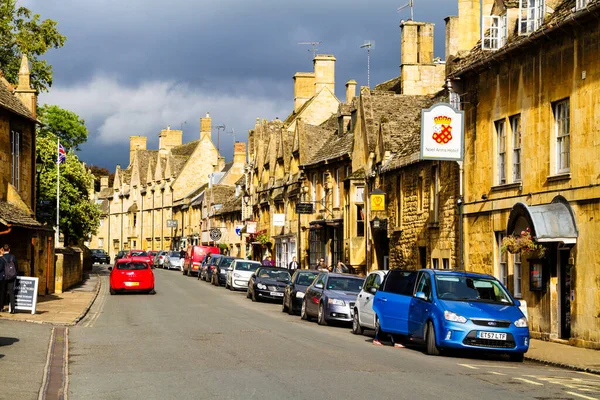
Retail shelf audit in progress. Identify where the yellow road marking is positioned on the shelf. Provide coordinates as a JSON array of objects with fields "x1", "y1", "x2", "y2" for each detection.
[
  {"x1": 513, "y1": 378, "x2": 544, "y2": 386},
  {"x1": 565, "y1": 391, "x2": 599, "y2": 400}
]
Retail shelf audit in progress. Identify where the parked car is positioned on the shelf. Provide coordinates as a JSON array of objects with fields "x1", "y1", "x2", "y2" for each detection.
[
  {"x1": 281, "y1": 270, "x2": 319, "y2": 315},
  {"x1": 200, "y1": 254, "x2": 223, "y2": 281},
  {"x1": 153, "y1": 250, "x2": 168, "y2": 268},
  {"x1": 114, "y1": 250, "x2": 127, "y2": 264},
  {"x1": 126, "y1": 250, "x2": 154, "y2": 268},
  {"x1": 352, "y1": 270, "x2": 390, "y2": 335},
  {"x1": 90, "y1": 249, "x2": 111, "y2": 265},
  {"x1": 108, "y1": 258, "x2": 155, "y2": 295},
  {"x1": 301, "y1": 272, "x2": 365, "y2": 325},
  {"x1": 247, "y1": 267, "x2": 291, "y2": 302},
  {"x1": 164, "y1": 251, "x2": 184, "y2": 271},
  {"x1": 372, "y1": 269, "x2": 530, "y2": 361},
  {"x1": 225, "y1": 260, "x2": 262, "y2": 290},
  {"x1": 183, "y1": 245, "x2": 220, "y2": 276},
  {"x1": 211, "y1": 256, "x2": 237, "y2": 286}
]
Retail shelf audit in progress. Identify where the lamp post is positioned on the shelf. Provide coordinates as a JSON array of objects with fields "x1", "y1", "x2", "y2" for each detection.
[{"x1": 35, "y1": 154, "x2": 43, "y2": 216}]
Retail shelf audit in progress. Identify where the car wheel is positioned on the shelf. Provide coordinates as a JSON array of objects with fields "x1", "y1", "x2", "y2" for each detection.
[
  {"x1": 352, "y1": 310, "x2": 364, "y2": 335},
  {"x1": 287, "y1": 299, "x2": 295, "y2": 315},
  {"x1": 252, "y1": 289, "x2": 258, "y2": 302},
  {"x1": 318, "y1": 303, "x2": 327, "y2": 326},
  {"x1": 509, "y1": 352, "x2": 524, "y2": 362},
  {"x1": 301, "y1": 299, "x2": 310, "y2": 321},
  {"x1": 282, "y1": 297, "x2": 289, "y2": 313},
  {"x1": 110, "y1": 288, "x2": 115, "y2": 295},
  {"x1": 426, "y1": 321, "x2": 440, "y2": 356},
  {"x1": 148, "y1": 288, "x2": 156, "y2": 295},
  {"x1": 375, "y1": 316, "x2": 386, "y2": 340}
]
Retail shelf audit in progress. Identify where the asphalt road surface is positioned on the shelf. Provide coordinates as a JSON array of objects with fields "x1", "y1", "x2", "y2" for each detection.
[{"x1": 69, "y1": 267, "x2": 600, "y2": 400}]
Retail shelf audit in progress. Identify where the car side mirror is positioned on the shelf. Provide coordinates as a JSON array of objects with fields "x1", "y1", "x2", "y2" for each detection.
[
  {"x1": 415, "y1": 291, "x2": 428, "y2": 301},
  {"x1": 227, "y1": 267, "x2": 233, "y2": 271},
  {"x1": 368, "y1": 287, "x2": 377, "y2": 295},
  {"x1": 108, "y1": 266, "x2": 113, "y2": 271},
  {"x1": 514, "y1": 299, "x2": 521, "y2": 307},
  {"x1": 314, "y1": 283, "x2": 324, "y2": 289}
]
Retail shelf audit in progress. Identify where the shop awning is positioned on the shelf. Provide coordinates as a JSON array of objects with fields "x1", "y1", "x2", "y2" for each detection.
[{"x1": 507, "y1": 196, "x2": 578, "y2": 244}]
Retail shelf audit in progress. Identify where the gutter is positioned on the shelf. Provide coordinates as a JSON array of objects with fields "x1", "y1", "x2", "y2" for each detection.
[{"x1": 450, "y1": 1, "x2": 600, "y2": 78}]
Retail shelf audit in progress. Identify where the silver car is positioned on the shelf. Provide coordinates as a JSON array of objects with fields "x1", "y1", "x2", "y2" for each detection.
[{"x1": 164, "y1": 251, "x2": 184, "y2": 271}]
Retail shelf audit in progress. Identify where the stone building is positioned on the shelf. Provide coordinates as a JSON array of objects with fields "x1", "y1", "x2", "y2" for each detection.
[
  {"x1": 447, "y1": 0, "x2": 600, "y2": 348},
  {"x1": 246, "y1": 54, "x2": 347, "y2": 267},
  {"x1": 91, "y1": 113, "x2": 224, "y2": 259},
  {"x1": 0, "y1": 56, "x2": 55, "y2": 294}
]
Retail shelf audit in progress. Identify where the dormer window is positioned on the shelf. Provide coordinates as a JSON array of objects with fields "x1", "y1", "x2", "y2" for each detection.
[
  {"x1": 519, "y1": 0, "x2": 545, "y2": 35},
  {"x1": 576, "y1": 0, "x2": 590, "y2": 10},
  {"x1": 482, "y1": 14, "x2": 507, "y2": 50}
]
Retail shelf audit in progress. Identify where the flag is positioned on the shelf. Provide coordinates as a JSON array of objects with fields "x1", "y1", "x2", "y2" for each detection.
[{"x1": 57, "y1": 143, "x2": 66, "y2": 164}]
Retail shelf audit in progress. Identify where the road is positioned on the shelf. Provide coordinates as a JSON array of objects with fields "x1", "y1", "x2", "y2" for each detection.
[{"x1": 68, "y1": 267, "x2": 600, "y2": 400}]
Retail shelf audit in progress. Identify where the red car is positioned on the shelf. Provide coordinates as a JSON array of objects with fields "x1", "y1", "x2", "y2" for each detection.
[
  {"x1": 109, "y1": 258, "x2": 155, "y2": 294},
  {"x1": 126, "y1": 250, "x2": 153, "y2": 268}
]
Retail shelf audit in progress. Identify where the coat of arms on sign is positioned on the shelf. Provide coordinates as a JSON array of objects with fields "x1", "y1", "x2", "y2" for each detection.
[{"x1": 432, "y1": 115, "x2": 452, "y2": 144}]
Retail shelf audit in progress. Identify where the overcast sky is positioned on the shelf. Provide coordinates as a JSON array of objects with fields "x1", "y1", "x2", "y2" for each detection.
[{"x1": 24, "y1": 0, "x2": 457, "y2": 170}]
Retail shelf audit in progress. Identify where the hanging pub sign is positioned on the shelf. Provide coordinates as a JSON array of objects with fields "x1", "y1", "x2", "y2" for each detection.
[
  {"x1": 370, "y1": 188, "x2": 386, "y2": 211},
  {"x1": 420, "y1": 103, "x2": 464, "y2": 161},
  {"x1": 295, "y1": 203, "x2": 314, "y2": 214}
]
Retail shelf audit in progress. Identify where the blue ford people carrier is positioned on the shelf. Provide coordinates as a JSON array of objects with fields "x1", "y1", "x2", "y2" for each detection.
[{"x1": 373, "y1": 269, "x2": 529, "y2": 361}]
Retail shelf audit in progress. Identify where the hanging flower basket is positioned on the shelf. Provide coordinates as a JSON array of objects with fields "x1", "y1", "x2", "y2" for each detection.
[
  {"x1": 501, "y1": 228, "x2": 545, "y2": 258},
  {"x1": 256, "y1": 232, "x2": 271, "y2": 247}
]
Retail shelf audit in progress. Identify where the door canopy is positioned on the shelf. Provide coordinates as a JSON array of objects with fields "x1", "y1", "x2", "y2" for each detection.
[{"x1": 506, "y1": 195, "x2": 578, "y2": 244}]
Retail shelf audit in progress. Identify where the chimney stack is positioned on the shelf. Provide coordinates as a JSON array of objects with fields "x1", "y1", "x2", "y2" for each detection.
[
  {"x1": 233, "y1": 142, "x2": 247, "y2": 166},
  {"x1": 457, "y1": 0, "x2": 481, "y2": 54},
  {"x1": 200, "y1": 112, "x2": 212, "y2": 140},
  {"x1": 100, "y1": 176, "x2": 109, "y2": 190},
  {"x1": 129, "y1": 136, "x2": 147, "y2": 165},
  {"x1": 158, "y1": 126, "x2": 183, "y2": 154},
  {"x1": 14, "y1": 55, "x2": 37, "y2": 118},
  {"x1": 345, "y1": 80, "x2": 357, "y2": 104},
  {"x1": 313, "y1": 54, "x2": 336, "y2": 93},
  {"x1": 293, "y1": 72, "x2": 315, "y2": 112}
]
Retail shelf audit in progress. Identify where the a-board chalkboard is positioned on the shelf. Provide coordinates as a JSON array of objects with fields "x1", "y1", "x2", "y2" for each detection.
[{"x1": 12, "y1": 276, "x2": 39, "y2": 314}]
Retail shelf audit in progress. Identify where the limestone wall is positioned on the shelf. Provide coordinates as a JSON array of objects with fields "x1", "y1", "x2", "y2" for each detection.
[{"x1": 55, "y1": 247, "x2": 83, "y2": 293}]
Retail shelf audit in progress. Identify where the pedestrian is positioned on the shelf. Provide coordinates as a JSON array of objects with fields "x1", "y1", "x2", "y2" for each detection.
[
  {"x1": 334, "y1": 261, "x2": 349, "y2": 274},
  {"x1": 0, "y1": 244, "x2": 18, "y2": 314},
  {"x1": 179, "y1": 248, "x2": 186, "y2": 259},
  {"x1": 288, "y1": 256, "x2": 299, "y2": 271},
  {"x1": 317, "y1": 258, "x2": 328, "y2": 272},
  {"x1": 262, "y1": 255, "x2": 273, "y2": 266}
]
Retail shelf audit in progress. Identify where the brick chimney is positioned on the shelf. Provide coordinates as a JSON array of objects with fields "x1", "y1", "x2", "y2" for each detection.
[
  {"x1": 129, "y1": 136, "x2": 147, "y2": 165},
  {"x1": 293, "y1": 72, "x2": 315, "y2": 112},
  {"x1": 200, "y1": 112, "x2": 212, "y2": 141},
  {"x1": 313, "y1": 54, "x2": 336, "y2": 93},
  {"x1": 14, "y1": 55, "x2": 37, "y2": 118}
]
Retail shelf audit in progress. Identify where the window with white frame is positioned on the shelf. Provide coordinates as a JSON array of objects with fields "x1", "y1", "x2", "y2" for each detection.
[
  {"x1": 98, "y1": 238, "x2": 104, "y2": 248},
  {"x1": 576, "y1": 0, "x2": 590, "y2": 10},
  {"x1": 511, "y1": 115, "x2": 522, "y2": 182},
  {"x1": 554, "y1": 99, "x2": 570, "y2": 174},
  {"x1": 496, "y1": 119, "x2": 507, "y2": 185},
  {"x1": 10, "y1": 130, "x2": 21, "y2": 190},
  {"x1": 482, "y1": 15, "x2": 507, "y2": 50},
  {"x1": 513, "y1": 253, "x2": 522, "y2": 298},
  {"x1": 496, "y1": 232, "x2": 508, "y2": 286},
  {"x1": 311, "y1": 173, "x2": 317, "y2": 202},
  {"x1": 519, "y1": 0, "x2": 545, "y2": 35}
]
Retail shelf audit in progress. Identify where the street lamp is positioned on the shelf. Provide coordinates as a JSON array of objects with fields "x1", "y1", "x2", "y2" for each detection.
[
  {"x1": 243, "y1": 191, "x2": 250, "y2": 205},
  {"x1": 36, "y1": 154, "x2": 43, "y2": 174},
  {"x1": 35, "y1": 154, "x2": 44, "y2": 219}
]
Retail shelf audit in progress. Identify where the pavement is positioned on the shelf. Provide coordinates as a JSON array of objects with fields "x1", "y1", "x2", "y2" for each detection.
[
  {"x1": 0, "y1": 267, "x2": 99, "y2": 325},
  {"x1": 526, "y1": 338, "x2": 600, "y2": 374}
]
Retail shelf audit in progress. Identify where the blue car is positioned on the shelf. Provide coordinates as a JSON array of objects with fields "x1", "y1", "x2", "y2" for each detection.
[{"x1": 373, "y1": 269, "x2": 529, "y2": 361}]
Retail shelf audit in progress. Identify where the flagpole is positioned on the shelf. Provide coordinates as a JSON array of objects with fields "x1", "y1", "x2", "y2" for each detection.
[{"x1": 56, "y1": 138, "x2": 60, "y2": 247}]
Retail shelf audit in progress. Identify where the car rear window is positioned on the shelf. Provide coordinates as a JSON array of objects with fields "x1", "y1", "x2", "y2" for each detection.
[
  {"x1": 235, "y1": 262, "x2": 260, "y2": 271},
  {"x1": 130, "y1": 251, "x2": 148, "y2": 257},
  {"x1": 117, "y1": 262, "x2": 149, "y2": 270},
  {"x1": 169, "y1": 252, "x2": 180, "y2": 257},
  {"x1": 296, "y1": 272, "x2": 318, "y2": 286},
  {"x1": 326, "y1": 277, "x2": 364, "y2": 293}
]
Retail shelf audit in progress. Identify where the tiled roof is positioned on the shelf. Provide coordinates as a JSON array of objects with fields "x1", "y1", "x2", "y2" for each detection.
[
  {"x1": 0, "y1": 80, "x2": 36, "y2": 121},
  {"x1": 221, "y1": 162, "x2": 233, "y2": 174},
  {"x1": 98, "y1": 188, "x2": 113, "y2": 199},
  {"x1": 170, "y1": 155, "x2": 188, "y2": 177},
  {"x1": 304, "y1": 133, "x2": 353, "y2": 167},
  {"x1": 451, "y1": 0, "x2": 598, "y2": 77},
  {"x1": 373, "y1": 76, "x2": 402, "y2": 94},
  {"x1": 99, "y1": 199, "x2": 109, "y2": 214},
  {"x1": 0, "y1": 201, "x2": 44, "y2": 228},
  {"x1": 299, "y1": 122, "x2": 335, "y2": 165},
  {"x1": 171, "y1": 140, "x2": 200, "y2": 156},
  {"x1": 136, "y1": 150, "x2": 159, "y2": 183},
  {"x1": 215, "y1": 196, "x2": 242, "y2": 215},
  {"x1": 345, "y1": 168, "x2": 365, "y2": 180},
  {"x1": 210, "y1": 185, "x2": 236, "y2": 205}
]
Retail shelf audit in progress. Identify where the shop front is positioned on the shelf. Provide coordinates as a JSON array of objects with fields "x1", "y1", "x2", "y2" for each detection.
[{"x1": 309, "y1": 219, "x2": 343, "y2": 270}]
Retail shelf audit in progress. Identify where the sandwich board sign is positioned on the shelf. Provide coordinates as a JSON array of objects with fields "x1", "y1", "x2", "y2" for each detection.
[{"x1": 13, "y1": 276, "x2": 39, "y2": 314}]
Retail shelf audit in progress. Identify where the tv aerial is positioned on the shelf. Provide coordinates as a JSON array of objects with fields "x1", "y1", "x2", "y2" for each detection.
[
  {"x1": 360, "y1": 41, "x2": 375, "y2": 88},
  {"x1": 298, "y1": 41, "x2": 322, "y2": 58},
  {"x1": 397, "y1": 0, "x2": 414, "y2": 22}
]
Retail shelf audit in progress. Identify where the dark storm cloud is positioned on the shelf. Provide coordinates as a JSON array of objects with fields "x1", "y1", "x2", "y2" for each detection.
[{"x1": 23, "y1": 0, "x2": 456, "y2": 168}]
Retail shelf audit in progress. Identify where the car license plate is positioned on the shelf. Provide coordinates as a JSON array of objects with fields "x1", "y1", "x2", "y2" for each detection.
[
  {"x1": 477, "y1": 331, "x2": 507, "y2": 340},
  {"x1": 296, "y1": 292, "x2": 305, "y2": 298},
  {"x1": 125, "y1": 282, "x2": 140, "y2": 287},
  {"x1": 270, "y1": 292, "x2": 283, "y2": 297}
]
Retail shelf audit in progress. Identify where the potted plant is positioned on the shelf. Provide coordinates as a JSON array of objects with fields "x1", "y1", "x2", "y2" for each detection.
[{"x1": 501, "y1": 228, "x2": 545, "y2": 258}]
